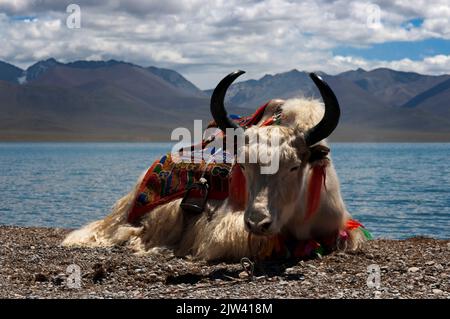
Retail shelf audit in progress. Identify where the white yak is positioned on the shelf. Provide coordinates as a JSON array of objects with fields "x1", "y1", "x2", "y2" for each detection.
[{"x1": 63, "y1": 71, "x2": 368, "y2": 261}]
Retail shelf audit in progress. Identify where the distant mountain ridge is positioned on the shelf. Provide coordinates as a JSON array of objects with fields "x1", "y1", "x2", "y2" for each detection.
[
  {"x1": 402, "y1": 77, "x2": 450, "y2": 119},
  {"x1": 146, "y1": 66, "x2": 205, "y2": 97},
  {"x1": 338, "y1": 67, "x2": 450, "y2": 107},
  {"x1": 2, "y1": 58, "x2": 200, "y2": 92},
  {"x1": 205, "y1": 69, "x2": 318, "y2": 109},
  {"x1": 0, "y1": 58, "x2": 449, "y2": 141},
  {"x1": 202, "y1": 67, "x2": 450, "y2": 140},
  {"x1": 0, "y1": 61, "x2": 24, "y2": 84},
  {"x1": 0, "y1": 58, "x2": 215, "y2": 141}
]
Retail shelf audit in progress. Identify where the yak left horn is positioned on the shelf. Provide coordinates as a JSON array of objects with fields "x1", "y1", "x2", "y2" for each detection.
[
  {"x1": 210, "y1": 70, "x2": 245, "y2": 132},
  {"x1": 305, "y1": 73, "x2": 341, "y2": 146}
]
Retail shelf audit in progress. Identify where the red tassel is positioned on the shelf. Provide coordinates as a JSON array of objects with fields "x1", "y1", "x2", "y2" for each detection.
[
  {"x1": 229, "y1": 164, "x2": 247, "y2": 209},
  {"x1": 305, "y1": 165, "x2": 326, "y2": 221},
  {"x1": 260, "y1": 117, "x2": 274, "y2": 127},
  {"x1": 346, "y1": 219, "x2": 363, "y2": 230}
]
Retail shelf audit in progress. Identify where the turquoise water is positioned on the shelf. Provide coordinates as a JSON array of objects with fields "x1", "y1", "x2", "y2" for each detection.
[{"x1": 0, "y1": 143, "x2": 448, "y2": 239}]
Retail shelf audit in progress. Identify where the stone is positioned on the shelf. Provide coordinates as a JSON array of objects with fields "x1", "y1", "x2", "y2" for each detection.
[
  {"x1": 408, "y1": 267, "x2": 420, "y2": 273},
  {"x1": 92, "y1": 264, "x2": 107, "y2": 283},
  {"x1": 285, "y1": 267, "x2": 296, "y2": 274},
  {"x1": 51, "y1": 273, "x2": 66, "y2": 286},
  {"x1": 34, "y1": 273, "x2": 48, "y2": 282},
  {"x1": 432, "y1": 289, "x2": 443, "y2": 295},
  {"x1": 149, "y1": 273, "x2": 159, "y2": 280},
  {"x1": 238, "y1": 271, "x2": 248, "y2": 279},
  {"x1": 434, "y1": 263, "x2": 444, "y2": 270}
]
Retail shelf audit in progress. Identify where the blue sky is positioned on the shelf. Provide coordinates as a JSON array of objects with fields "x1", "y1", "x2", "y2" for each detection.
[
  {"x1": 334, "y1": 38, "x2": 450, "y2": 62},
  {"x1": 0, "y1": 0, "x2": 449, "y2": 88}
]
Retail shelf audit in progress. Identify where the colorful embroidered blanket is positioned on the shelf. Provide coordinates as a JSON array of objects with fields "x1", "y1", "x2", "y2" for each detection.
[
  {"x1": 128, "y1": 153, "x2": 231, "y2": 223},
  {"x1": 127, "y1": 102, "x2": 271, "y2": 224}
]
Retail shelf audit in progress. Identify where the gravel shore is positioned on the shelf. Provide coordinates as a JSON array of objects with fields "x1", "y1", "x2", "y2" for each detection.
[{"x1": 0, "y1": 226, "x2": 448, "y2": 299}]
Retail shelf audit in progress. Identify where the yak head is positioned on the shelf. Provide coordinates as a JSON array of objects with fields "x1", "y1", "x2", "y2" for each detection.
[{"x1": 210, "y1": 71, "x2": 340, "y2": 236}]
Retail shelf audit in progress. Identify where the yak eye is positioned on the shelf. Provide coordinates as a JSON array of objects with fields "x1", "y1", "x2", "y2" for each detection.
[{"x1": 290, "y1": 166, "x2": 300, "y2": 172}]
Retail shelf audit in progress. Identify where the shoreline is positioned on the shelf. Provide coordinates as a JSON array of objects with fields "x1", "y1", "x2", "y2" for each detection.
[{"x1": 0, "y1": 226, "x2": 448, "y2": 299}]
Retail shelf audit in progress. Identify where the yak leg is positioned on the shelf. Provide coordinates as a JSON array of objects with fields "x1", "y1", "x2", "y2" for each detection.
[{"x1": 136, "y1": 199, "x2": 185, "y2": 251}]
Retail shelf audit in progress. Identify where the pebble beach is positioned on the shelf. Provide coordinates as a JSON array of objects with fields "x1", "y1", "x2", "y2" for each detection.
[{"x1": 0, "y1": 226, "x2": 448, "y2": 299}]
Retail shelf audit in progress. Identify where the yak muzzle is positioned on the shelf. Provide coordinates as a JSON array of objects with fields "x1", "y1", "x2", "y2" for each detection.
[{"x1": 244, "y1": 214, "x2": 273, "y2": 235}]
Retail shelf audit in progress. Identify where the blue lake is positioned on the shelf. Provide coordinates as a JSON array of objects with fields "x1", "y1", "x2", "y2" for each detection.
[{"x1": 0, "y1": 143, "x2": 449, "y2": 239}]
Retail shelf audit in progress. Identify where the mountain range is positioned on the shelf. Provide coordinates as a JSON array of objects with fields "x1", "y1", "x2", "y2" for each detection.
[{"x1": 0, "y1": 58, "x2": 449, "y2": 141}]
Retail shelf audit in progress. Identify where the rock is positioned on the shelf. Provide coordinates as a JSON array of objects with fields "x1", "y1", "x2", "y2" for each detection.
[
  {"x1": 238, "y1": 271, "x2": 249, "y2": 279},
  {"x1": 408, "y1": 267, "x2": 420, "y2": 273},
  {"x1": 51, "y1": 273, "x2": 66, "y2": 286},
  {"x1": 434, "y1": 263, "x2": 444, "y2": 270},
  {"x1": 92, "y1": 263, "x2": 107, "y2": 283},
  {"x1": 148, "y1": 273, "x2": 159, "y2": 281},
  {"x1": 34, "y1": 273, "x2": 48, "y2": 282},
  {"x1": 432, "y1": 289, "x2": 443, "y2": 295},
  {"x1": 425, "y1": 261, "x2": 435, "y2": 266},
  {"x1": 285, "y1": 267, "x2": 296, "y2": 275},
  {"x1": 335, "y1": 292, "x2": 344, "y2": 299}
]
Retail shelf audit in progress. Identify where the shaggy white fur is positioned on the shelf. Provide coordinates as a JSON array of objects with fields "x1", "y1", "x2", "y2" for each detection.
[{"x1": 62, "y1": 98, "x2": 367, "y2": 261}]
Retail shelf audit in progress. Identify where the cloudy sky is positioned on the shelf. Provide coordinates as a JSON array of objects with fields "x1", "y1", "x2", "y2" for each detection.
[{"x1": 0, "y1": 0, "x2": 449, "y2": 88}]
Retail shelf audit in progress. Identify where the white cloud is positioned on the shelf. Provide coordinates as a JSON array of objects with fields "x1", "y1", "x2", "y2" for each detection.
[
  {"x1": 331, "y1": 54, "x2": 450, "y2": 75},
  {"x1": 0, "y1": 0, "x2": 449, "y2": 88}
]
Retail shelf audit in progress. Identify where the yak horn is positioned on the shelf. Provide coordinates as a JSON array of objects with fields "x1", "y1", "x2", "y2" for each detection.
[
  {"x1": 210, "y1": 70, "x2": 245, "y2": 132},
  {"x1": 305, "y1": 73, "x2": 341, "y2": 146}
]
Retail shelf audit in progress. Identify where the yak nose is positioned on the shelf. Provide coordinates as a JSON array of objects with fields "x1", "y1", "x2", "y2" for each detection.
[{"x1": 245, "y1": 217, "x2": 273, "y2": 234}]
